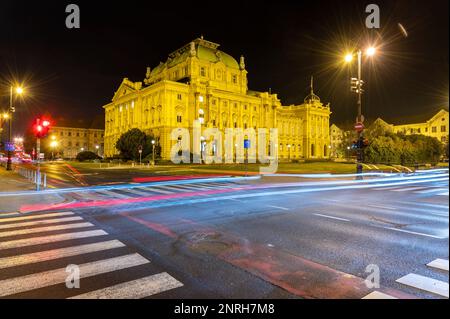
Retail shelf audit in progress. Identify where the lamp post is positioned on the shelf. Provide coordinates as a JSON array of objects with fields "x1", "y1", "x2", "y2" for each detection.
[
  {"x1": 344, "y1": 47, "x2": 376, "y2": 175},
  {"x1": 95, "y1": 145, "x2": 100, "y2": 156},
  {"x1": 6, "y1": 86, "x2": 24, "y2": 170},
  {"x1": 50, "y1": 136, "x2": 58, "y2": 161},
  {"x1": 151, "y1": 140, "x2": 155, "y2": 166}
]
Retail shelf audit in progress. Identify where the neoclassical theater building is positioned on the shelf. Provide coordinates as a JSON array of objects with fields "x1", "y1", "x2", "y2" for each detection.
[{"x1": 103, "y1": 37, "x2": 331, "y2": 161}]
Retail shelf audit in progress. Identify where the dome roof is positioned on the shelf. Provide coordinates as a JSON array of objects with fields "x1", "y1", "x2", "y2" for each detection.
[{"x1": 149, "y1": 38, "x2": 240, "y2": 77}]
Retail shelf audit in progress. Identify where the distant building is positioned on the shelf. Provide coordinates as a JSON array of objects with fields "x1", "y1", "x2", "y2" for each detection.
[
  {"x1": 46, "y1": 126, "x2": 104, "y2": 159},
  {"x1": 329, "y1": 124, "x2": 344, "y2": 158},
  {"x1": 391, "y1": 109, "x2": 448, "y2": 144},
  {"x1": 103, "y1": 37, "x2": 331, "y2": 161}
]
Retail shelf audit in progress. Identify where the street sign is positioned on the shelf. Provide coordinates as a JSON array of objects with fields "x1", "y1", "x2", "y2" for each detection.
[
  {"x1": 354, "y1": 122, "x2": 364, "y2": 132},
  {"x1": 244, "y1": 139, "x2": 250, "y2": 149},
  {"x1": 4, "y1": 142, "x2": 15, "y2": 152},
  {"x1": 39, "y1": 153, "x2": 45, "y2": 159}
]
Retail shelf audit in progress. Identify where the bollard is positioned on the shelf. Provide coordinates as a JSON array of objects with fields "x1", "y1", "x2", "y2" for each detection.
[{"x1": 43, "y1": 174, "x2": 47, "y2": 189}]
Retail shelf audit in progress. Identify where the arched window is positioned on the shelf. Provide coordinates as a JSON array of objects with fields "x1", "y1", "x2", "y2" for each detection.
[
  {"x1": 311, "y1": 144, "x2": 315, "y2": 157},
  {"x1": 323, "y1": 145, "x2": 327, "y2": 157}
]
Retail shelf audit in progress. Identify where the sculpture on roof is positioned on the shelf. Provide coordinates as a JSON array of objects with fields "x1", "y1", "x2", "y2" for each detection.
[
  {"x1": 189, "y1": 41, "x2": 196, "y2": 57},
  {"x1": 240, "y1": 55, "x2": 245, "y2": 70}
]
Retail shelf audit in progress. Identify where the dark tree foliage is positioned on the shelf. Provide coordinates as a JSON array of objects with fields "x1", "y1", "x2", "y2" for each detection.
[{"x1": 114, "y1": 128, "x2": 159, "y2": 161}]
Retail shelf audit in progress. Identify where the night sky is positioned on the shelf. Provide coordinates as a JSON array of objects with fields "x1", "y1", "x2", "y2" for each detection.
[{"x1": 1, "y1": 0, "x2": 448, "y2": 134}]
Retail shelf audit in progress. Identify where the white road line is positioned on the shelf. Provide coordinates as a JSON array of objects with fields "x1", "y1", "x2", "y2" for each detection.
[
  {"x1": 0, "y1": 222, "x2": 94, "y2": 238},
  {"x1": 95, "y1": 190, "x2": 131, "y2": 199},
  {"x1": 438, "y1": 192, "x2": 449, "y2": 196},
  {"x1": 0, "y1": 216, "x2": 83, "y2": 230},
  {"x1": 143, "y1": 186, "x2": 175, "y2": 194},
  {"x1": 69, "y1": 272, "x2": 183, "y2": 299},
  {"x1": 383, "y1": 227, "x2": 445, "y2": 239},
  {"x1": 0, "y1": 212, "x2": 74, "y2": 223},
  {"x1": 121, "y1": 188, "x2": 152, "y2": 196},
  {"x1": 0, "y1": 230, "x2": 108, "y2": 250},
  {"x1": 362, "y1": 291, "x2": 397, "y2": 299},
  {"x1": 0, "y1": 240, "x2": 125, "y2": 270},
  {"x1": 313, "y1": 213, "x2": 350, "y2": 222},
  {"x1": 367, "y1": 204, "x2": 397, "y2": 210},
  {"x1": 168, "y1": 185, "x2": 197, "y2": 192},
  {"x1": 267, "y1": 205, "x2": 290, "y2": 211},
  {"x1": 396, "y1": 273, "x2": 449, "y2": 298},
  {"x1": 374, "y1": 186, "x2": 405, "y2": 191},
  {"x1": 427, "y1": 259, "x2": 449, "y2": 272},
  {"x1": 391, "y1": 187, "x2": 427, "y2": 192},
  {"x1": 414, "y1": 188, "x2": 448, "y2": 194},
  {"x1": 0, "y1": 253, "x2": 149, "y2": 297}
]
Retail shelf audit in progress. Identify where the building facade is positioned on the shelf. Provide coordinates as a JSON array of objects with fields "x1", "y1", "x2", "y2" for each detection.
[
  {"x1": 391, "y1": 109, "x2": 449, "y2": 144},
  {"x1": 47, "y1": 126, "x2": 104, "y2": 159},
  {"x1": 103, "y1": 38, "x2": 331, "y2": 161}
]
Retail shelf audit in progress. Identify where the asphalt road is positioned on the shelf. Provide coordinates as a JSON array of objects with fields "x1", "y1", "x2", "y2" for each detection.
[{"x1": 0, "y1": 169, "x2": 448, "y2": 299}]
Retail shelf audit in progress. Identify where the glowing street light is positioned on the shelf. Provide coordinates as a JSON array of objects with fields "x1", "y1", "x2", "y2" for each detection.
[
  {"x1": 344, "y1": 53, "x2": 353, "y2": 63},
  {"x1": 366, "y1": 47, "x2": 376, "y2": 57},
  {"x1": 6, "y1": 85, "x2": 26, "y2": 170},
  {"x1": 151, "y1": 139, "x2": 156, "y2": 166}
]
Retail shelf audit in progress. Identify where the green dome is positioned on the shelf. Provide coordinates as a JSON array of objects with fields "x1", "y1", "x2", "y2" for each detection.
[{"x1": 197, "y1": 45, "x2": 239, "y2": 69}]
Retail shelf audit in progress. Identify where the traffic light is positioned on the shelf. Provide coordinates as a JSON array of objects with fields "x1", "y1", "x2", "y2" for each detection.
[
  {"x1": 350, "y1": 77, "x2": 364, "y2": 94},
  {"x1": 33, "y1": 117, "x2": 51, "y2": 138}
]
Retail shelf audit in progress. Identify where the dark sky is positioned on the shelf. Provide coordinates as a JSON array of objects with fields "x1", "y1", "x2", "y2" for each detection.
[{"x1": 1, "y1": 0, "x2": 448, "y2": 134}]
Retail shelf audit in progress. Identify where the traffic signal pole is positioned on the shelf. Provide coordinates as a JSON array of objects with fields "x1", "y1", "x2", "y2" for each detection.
[
  {"x1": 36, "y1": 137, "x2": 40, "y2": 191},
  {"x1": 356, "y1": 50, "x2": 363, "y2": 177}
]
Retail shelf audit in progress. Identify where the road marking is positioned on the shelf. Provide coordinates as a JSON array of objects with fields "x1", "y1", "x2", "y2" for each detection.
[
  {"x1": 362, "y1": 291, "x2": 397, "y2": 299},
  {"x1": 391, "y1": 187, "x2": 427, "y2": 192},
  {"x1": 168, "y1": 185, "x2": 197, "y2": 192},
  {"x1": 367, "y1": 204, "x2": 397, "y2": 210},
  {"x1": 0, "y1": 253, "x2": 149, "y2": 297},
  {"x1": 69, "y1": 272, "x2": 183, "y2": 299},
  {"x1": 147, "y1": 186, "x2": 176, "y2": 194},
  {"x1": 374, "y1": 186, "x2": 405, "y2": 191},
  {"x1": 414, "y1": 188, "x2": 448, "y2": 194},
  {"x1": 427, "y1": 259, "x2": 449, "y2": 272},
  {"x1": 0, "y1": 216, "x2": 83, "y2": 230},
  {"x1": 438, "y1": 192, "x2": 449, "y2": 196},
  {"x1": 0, "y1": 229, "x2": 108, "y2": 250},
  {"x1": 267, "y1": 205, "x2": 290, "y2": 211},
  {"x1": 382, "y1": 227, "x2": 445, "y2": 239},
  {"x1": 313, "y1": 213, "x2": 350, "y2": 222},
  {"x1": 0, "y1": 222, "x2": 94, "y2": 238},
  {"x1": 0, "y1": 240, "x2": 125, "y2": 270},
  {"x1": 120, "y1": 188, "x2": 152, "y2": 196},
  {"x1": 396, "y1": 273, "x2": 449, "y2": 298},
  {"x1": 95, "y1": 190, "x2": 131, "y2": 199},
  {"x1": 0, "y1": 212, "x2": 74, "y2": 223}
]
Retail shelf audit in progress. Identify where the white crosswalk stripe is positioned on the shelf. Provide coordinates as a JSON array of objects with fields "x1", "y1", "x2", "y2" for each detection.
[
  {"x1": 0, "y1": 222, "x2": 94, "y2": 238},
  {"x1": 0, "y1": 240, "x2": 125, "y2": 270},
  {"x1": 0, "y1": 212, "x2": 74, "y2": 223},
  {"x1": 0, "y1": 253, "x2": 149, "y2": 297},
  {"x1": 427, "y1": 259, "x2": 449, "y2": 272},
  {"x1": 0, "y1": 229, "x2": 108, "y2": 250},
  {"x1": 0, "y1": 211, "x2": 184, "y2": 299},
  {"x1": 95, "y1": 189, "x2": 131, "y2": 199},
  {"x1": 120, "y1": 188, "x2": 153, "y2": 196},
  {"x1": 391, "y1": 187, "x2": 427, "y2": 192},
  {"x1": 69, "y1": 272, "x2": 183, "y2": 299},
  {"x1": 414, "y1": 188, "x2": 448, "y2": 194},
  {"x1": 0, "y1": 216, "x2": 83, "y2": 230},
  {"x1": 437, "y1": 192, "x2": 449, "y2": 196},
  {"x1": 396, "y1": 273, "x2": 449, "y2": 298},
  {"x1": 143, "y1": 186, "x2": 175, "y2": 194}
]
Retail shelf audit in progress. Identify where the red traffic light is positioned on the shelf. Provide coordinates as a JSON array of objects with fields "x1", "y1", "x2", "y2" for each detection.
[{"x1": 33, "y1": 117, "x2": 51, "y2": 138}]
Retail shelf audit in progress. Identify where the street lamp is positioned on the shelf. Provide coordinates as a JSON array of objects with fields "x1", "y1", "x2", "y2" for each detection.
[
  {"x1": 50, "y1": 140, "x2": 58, "y2": 160},
  {"x1": 6, "y1": 86, "x2": 25, "y2": 170},
  {"x1": 151, "y1": 140, "x2": 156, "y2": 166},
  {"x1": 344, "y1": 46, "x2": 376, "y2": 174},
  {"x1": 95, "y1": 145, "x2": 99, "y2": 156}
]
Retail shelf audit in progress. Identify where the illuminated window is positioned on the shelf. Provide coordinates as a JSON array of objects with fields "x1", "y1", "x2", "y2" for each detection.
[
  {"x1": 232, "y1": 75, "x2": 237, "y2": 84},
  {"x1": 177, "y1": 115, "x2": 182, "y2": 123},
  {"x1": 200, "y1": 67, "x2": 206, "y2": 77},
  {"x1": 432, "y1": 126, "x2": 437, "y2": 133},
  {"x1": 441, "y1": 125, "x2": 446, "y2": 132},
  {"x1": 177, "y1": 93, "x2": 182, "y2": 100}
]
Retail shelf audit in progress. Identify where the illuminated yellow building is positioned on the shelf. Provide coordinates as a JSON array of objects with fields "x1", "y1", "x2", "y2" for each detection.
[
  {"x1": 103, "y1": 37, "x2": 331, "y2": 161},
  {"x1": 391, "y1": 109, "x2": 449, "y2": 144}
]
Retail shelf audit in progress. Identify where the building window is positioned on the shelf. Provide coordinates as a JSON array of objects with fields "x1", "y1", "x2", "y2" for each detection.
[
  {"x1": 177, "y1": 115, "x2": 182, "y2": 123},
  {"x1": 234, "y1": 122, "x2": 237, "y2": 128},
  {"x1": 254, "y1": 106, "x2": 257, "y2": 111},
  {"x1": 177, "y1": 93, "x2": 182, "y2": 100},
  {"x1": 418, "y1": 128, "x2": 421, "y2": 133},
  {"x1": 441, "y1": 125, "x2": 446, "y2": 132},
  {"x1": 212, "y1": 119, "x2": 216, "y2": 126},
  {"x1": 76, "y1": 142, "x2": 79, "y2": 147},
  {"x1": 76, "y1": 132, "x2": 80, "y2": 137},
  {"x1": 68, "y1": 132, "x2": 72, "y2": 137},
  {"x1": 244, "y1": 105, "x2": 247, "y2": 110},
  {"x1": 212, "y1": 99, "x2": 216, "y2": 105},
  {"x1": 184, "y1": 66, "x2": 188, "y2": 75},
  {"x1": 311, "y1": 144, "x2": 315, "y2": 156},
  {"x1": 432, "y1": 126, "x2": 437, "y2": 133},
  {"x1": 60, "y1": 132, "x2": 64, "y2": 136},
  {"x1": 94, "y1": 133, "x2": 97, "y2": 138},
  {"x1": 232, "y1": 75, "x2": 237, "y2": 84},
  {"x1": 425, "y1": 127, "x2": 428, "y2": 132},
  {"x1": 200, "y1": 67, "x2": 206, "y2": 77}
]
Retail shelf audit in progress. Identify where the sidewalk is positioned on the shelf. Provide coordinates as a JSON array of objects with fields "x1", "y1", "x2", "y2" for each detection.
[{"x1": 0, "y1": 168, "x2": 68, "y2": 214}]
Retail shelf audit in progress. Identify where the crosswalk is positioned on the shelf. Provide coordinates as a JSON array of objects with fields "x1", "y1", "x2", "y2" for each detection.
[
  {"x1": 373, "y1": 184, "x2": 449, "y2": 196},
  {"x1": 68, "y1": 181, "x2": 238, "y2": 202},
  {"x1": 362, "y1": 258, "x2": 449, "y2": 299},
  {"x1": 0, "y1": 211, "x2": 183, "y2": 298}
]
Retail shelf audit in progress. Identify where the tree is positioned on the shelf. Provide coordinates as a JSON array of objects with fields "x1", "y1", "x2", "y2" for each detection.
[{"x1": 114, "y1": 128, "x2": 158, "y2": 161}]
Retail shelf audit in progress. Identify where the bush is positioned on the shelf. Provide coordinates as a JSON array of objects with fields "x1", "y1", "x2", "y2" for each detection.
[{"x1": 76, "y1": 151, "x2": 99, "y2": 162}]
